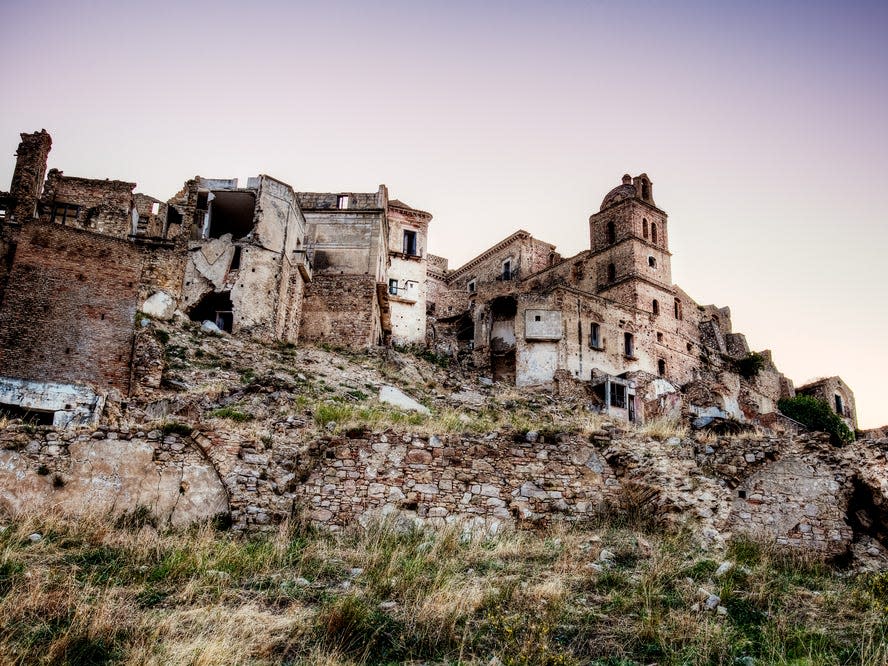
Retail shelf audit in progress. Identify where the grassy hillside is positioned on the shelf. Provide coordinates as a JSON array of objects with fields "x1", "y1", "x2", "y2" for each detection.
[{"x1": 1, "y1": 511, "x2": 885, "y2": 666}]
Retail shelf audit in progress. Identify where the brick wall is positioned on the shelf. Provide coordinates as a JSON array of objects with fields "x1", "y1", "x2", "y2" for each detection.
[
  {"x1": 300, "y1": 274, "x2": 380, "y2": 348},
  {"x1": 0, "y1": 222, "x2": 141, "y2": 394}
]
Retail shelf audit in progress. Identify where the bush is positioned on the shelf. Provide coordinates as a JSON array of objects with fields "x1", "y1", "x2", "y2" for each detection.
[
  {"x1": 208, "y1": 407, "x2": 253, "y2": 422},
  {"x1": 734, "y1": 352, "x2": 766, "y2": 379},
  {"x1": 778, "y1": 395, "x2": 854, "y2": 445}
]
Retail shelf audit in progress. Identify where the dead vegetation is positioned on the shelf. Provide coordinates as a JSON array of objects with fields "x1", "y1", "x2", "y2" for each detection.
[{"x1": 0, "y1": 511, "x2": 886, "y2": 665}]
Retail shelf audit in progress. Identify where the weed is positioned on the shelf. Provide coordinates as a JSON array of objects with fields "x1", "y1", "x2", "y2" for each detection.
[{"x1": 208, "y1": 407, "x2": 254, "y2": 422}]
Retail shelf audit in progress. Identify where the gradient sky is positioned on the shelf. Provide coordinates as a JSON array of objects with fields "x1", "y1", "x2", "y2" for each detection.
[{"x1": 2, "y1": 0, "x2": 886, "y2": 427}]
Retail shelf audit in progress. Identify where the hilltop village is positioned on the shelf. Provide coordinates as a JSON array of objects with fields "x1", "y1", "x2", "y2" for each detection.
[{"x1": 0, "y1": 130, "x2": 857, "y2": 431}]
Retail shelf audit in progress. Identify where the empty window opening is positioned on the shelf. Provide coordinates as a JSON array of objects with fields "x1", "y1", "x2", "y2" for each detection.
[
  {"x1": 658, "y1": 359, "x2": 666, "y2": 376},
  {"x1": 652, "y1": 299, "x2": 660, "y2": 315},
  {"x1": 642, "y1": 218, "x2": 648, "y2": 239},
  {"x1": 337, "y1": 195, "x2": 349, "y2": 209},
  {"x1": 610, "y1": 383, "x2": 627, "y2": 409},
  {"x1": 167, "y1": 206, "x2": 182, "y2": 225},
  {"x1": 0, "y1": 403, "x2": 55, "y2": 426},
  {"x1": 490, "y1": 295, "x2": 517, "y2": 319},
  {"x1": 657, "y1": 332, "x2": 663, "y2": 343},
  {"x1": 189, "y1": 291, "x2": 234, "y2": 333},
  {"x1": 388, "y1": 278, "x2": 398, "y2": 295},
  {"x1": 835, "y1": 394, "x2": 844, "y2": 415},
  {"x1": 651, "y1": 222, "x2": 658, "y2": 244},
  {"x1": 624, "y1": 332, "x2": 635, "y2": 358},
  {"x1": 467, "y1": 279, "x2": 476, "y2": 294},
  {"x1": 403, "y1": 230, "x2": 418, "y2": 256},
  {"x1": 0, "y1": 205, "x2": 7, "y2": 220},
  {"x1": 590, "y1": 322, "x2": 601, "y2": 349},
  {"x1": 674, "y1": 298, "x2": 683, "y2": 320},
  {"x1": 502, "y1": 259, "x2": 512, "y2": 280},
  {"x1": 151, "y1": 202, "x2": 160, "y2": 215},
  {"x1": 648, "y1": 256, "x2": 656, "y2": 268},
  {"x1": 535, "y1": 315, "x2": 541, "y2": 321},
  {"x1": 606, "y1": 221, "x2": 616, "y2": 244},
  {"x1": 687, "y1": 342, "x2": 693, "y2": 352},
  {"x1": 738, "y1": 489, "x2": 747, "y2": 499},
  {"x1": 207, "y1": 191, "x2": 255, "y2": 239},
  {"x1": 230, "y1": 246, "x2": 242, "y2": 271},
  {"x1": 607, "y1": 263, "x2": 616, "y2": 282},
  {"x1": 51, "y1": 202, "x2": 79, "y2": 225}
]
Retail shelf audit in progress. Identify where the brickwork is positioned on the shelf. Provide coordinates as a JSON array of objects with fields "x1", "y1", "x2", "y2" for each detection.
[
  {"x1": 40, "y1": 170, "x2": 136, "y2": 238},
  {"x1": 300, "y1": 274, "x2": 381, "y2": 348},
  {"x1": 0, "y1": 222, "x2": 141, "y2": 394},
  {"x1": 8, "y1": 130, "x2": 51, "y2": 222}
]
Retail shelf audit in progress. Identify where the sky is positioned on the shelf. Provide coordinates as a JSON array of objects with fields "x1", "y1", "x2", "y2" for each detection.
[{"x1": 1, "y1": 0, "x2": 886, "y2": 427}]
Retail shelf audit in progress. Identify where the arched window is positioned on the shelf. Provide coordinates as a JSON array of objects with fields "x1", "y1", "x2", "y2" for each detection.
[
  {"x1": 642, "y1": 218, "x2": 648, "y2": 239},
  {"x1": 651, "y1": 223, "x2": 658, "y2": 244},
  {"x1": 674, "y1": 297, "x2": 683, "y2": 320},
  {"x1": 658, "y1": 359, "x2": 666, "y2": 376},
  {"x1": 652, "y1": 299, "x2": 659, "y2": 315},
  {"x1": 606, "y1": 221, "x2": 616, "y2": 244},
  {"x1": 607, "y1": 263, "x2": 616, "y2": 282}
]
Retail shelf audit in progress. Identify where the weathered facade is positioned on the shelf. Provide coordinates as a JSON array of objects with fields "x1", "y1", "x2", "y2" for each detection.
[
  {"x1": 0, "y1": 131, "x2": 859, "y2": 429},
  {"x1": 428, "y1": 174, "x2": 854, "y2": 427}
]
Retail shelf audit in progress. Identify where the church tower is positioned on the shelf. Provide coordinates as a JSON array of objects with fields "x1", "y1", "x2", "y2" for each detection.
[{"x1": 587, "y1": 173, "x2": 674, "y2": 314}]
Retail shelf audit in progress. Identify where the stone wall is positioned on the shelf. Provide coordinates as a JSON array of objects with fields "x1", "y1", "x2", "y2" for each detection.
[{"x1": 0, "y1": 420, "x2": 882, "y2": 558}]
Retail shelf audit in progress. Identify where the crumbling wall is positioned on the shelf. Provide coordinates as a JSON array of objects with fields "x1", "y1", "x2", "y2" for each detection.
[
  {"x1": 0, "y1": 222, "x2": 141, "y2": 395},
  {"x1": 300, "y1": 274, "x2": 381, "y2": 348},
  {"x1": 40, "y1": 170, "x2": 136, "y2": 238},
  {"x1": 0, "y1": 426, "x2": 227, "y2": 526},
  {"x1": 8, "y1": 130, "x2": 51, "y2": 222}
]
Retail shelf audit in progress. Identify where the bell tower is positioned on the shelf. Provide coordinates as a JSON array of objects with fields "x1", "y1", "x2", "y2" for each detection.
[{"x1": 587, "y1": 173, "x2": 673, "y2": 311}]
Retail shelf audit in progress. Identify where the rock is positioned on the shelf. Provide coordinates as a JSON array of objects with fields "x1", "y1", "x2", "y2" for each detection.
[
  {"x1": 598, "y1": 548, "x2": 615, "y2": 563},
  {"x1": 716, "y1": 605, "x2": 728, "y2": 615},
  {"x1": 379, "y1": 386, "x2": 430, "y2": 415},
  {"x1": 141, "y1": 291, "x2": 176, "y2": 321},
  {"x1": 525, "y1": 431, "x2": 539, "y2": 443},
  {"x1": 715, "y1": 561, "x2": 734, "y2": 577},
  {"x1": 294, "y1": 577, "x2": 310, "y2": 587},
  {"x1": 201, "y1": 320, "x2": 224, "y2": 335},
  {"x1": 704, "y1": 593, "x2": 721, "y2": 610},
  {"x1": 28, "y1": 532, "x2": 42, "y2": 543},
  {"x1": 478, "y1": 377, "x2": 493, "y2": 387},
  {"x1": 379, "y1": 600, "x2": 398, "y2": 611}
]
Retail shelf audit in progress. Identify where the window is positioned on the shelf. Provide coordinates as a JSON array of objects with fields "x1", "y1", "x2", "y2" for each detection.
[
  {"x1": 658, "y1": 359, "x2": 666, "y2": 376},
  {"x1": 0, "y1": 205, "x2": 6, "y2": 220},
  {"x1": 607, "y1": 263, "x2": 616, "y2": 282},
  {"x1": 230, "y1": 246, "x2": 241, "y2": 270},
  {"x1": 467, "y1": 279, "x2": 476, "y2": 294},
  {"x1": 502, "y1": 259, "x2": 512, "y2": 280},
  {"x1": 624, "y1": 332, "x2": 635, "y2": 358},
  {"x1": 151, "y1": 202, "x2": 161, "y2": 215},
  {"x1": 337, "y1": 195, "x2": 349, "y2": 210},
  {"x1": 674, "y1": 298, "x2": 683, "y2": 320},
  {"x1": 534, "y1": 315, "x2": 541, "y2": 321},
  {"x1": 403, "y1": 230, "x2": 418, "y2": 256},
  {"x1": 607, "y1": 221, "x2": 616, "y2": 244},
  {"x1": 388, "y1": 278, "x2": 398, "y2": 295},
  {"x1": 834, "y1": 394, "x2": 844, "y2": 415},
  {"x1": 590, "y1": 322, "x2": 601, "y2": 349},
  {"x1": 51, "y1": 202, "x2": 79, "y2": 224},
  {"x1": 686, "y1": 342, "x2": 693, "y2": 352},
  {"x1": 648, "y1": 256, "x2": 656, "y2": 268},
  {"x1": 610, "y1": 383, "x2": 627, "y2": 409},
  {"x1": 652, "y1": 299, "x2": 660, "y2": 315},
  {"x1": 651, "y1": 222, "x2": 658, "y2": 244},
  {"x1": 656, "y1": 332, "x2": 663, "y2": 343},
  {"x1": 642, "y1": 218, "x2": 648, "y2": 239}
]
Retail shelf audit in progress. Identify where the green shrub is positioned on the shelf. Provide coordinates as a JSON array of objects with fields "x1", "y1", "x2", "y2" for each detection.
[
  {"x1": 778, "y1": 395, "x2": 854, "y2": 445},
  {"x1": 734, "y1": 351, "x2": 766, "y2": 379},
  {"x1": 208, "y1": 407, "x2": 253, "y2": 422},
  {"x1": 160, "y1": 421, "x2": 193, "y2": 436}
]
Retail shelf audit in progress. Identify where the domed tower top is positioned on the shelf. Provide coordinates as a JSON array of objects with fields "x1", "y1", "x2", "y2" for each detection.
[{"x1": 599, "y1": 173, "x2": 655, "y2": 210}]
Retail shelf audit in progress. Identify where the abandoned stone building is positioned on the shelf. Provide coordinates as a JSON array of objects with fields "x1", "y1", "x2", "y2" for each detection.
[{"x1": 0, "y1": 130, "x2": 857, "y2": 429}]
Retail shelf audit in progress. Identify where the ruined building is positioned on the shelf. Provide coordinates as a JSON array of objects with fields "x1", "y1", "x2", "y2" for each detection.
[{"x1": 0, "y1": 131, "x2": 857, "y2": 429}]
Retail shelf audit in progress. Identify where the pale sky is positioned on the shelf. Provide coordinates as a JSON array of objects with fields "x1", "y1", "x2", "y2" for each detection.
[{"x1": 2, "y1": 0, "x2": 886, "y2": 427}]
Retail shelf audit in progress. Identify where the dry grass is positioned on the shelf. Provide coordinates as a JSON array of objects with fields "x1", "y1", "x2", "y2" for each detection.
[
  {"x1": 1, "y1": 511, "x2": 885, "y2": 665},
  {"x1": 637, "y1": 416, "x2": 689, "y2": 440}
]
